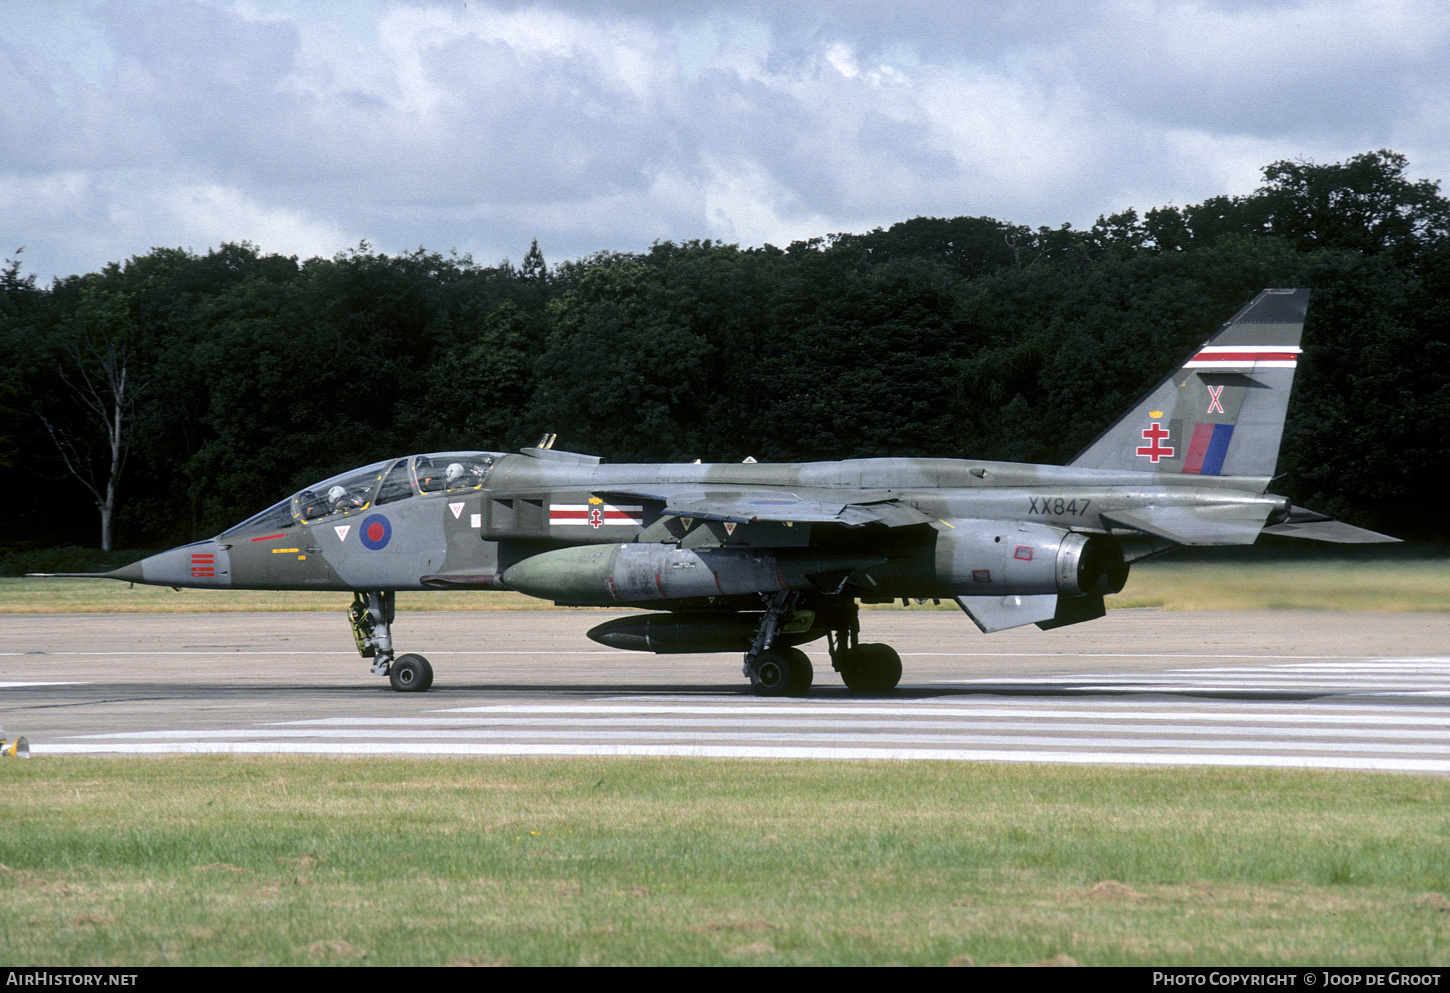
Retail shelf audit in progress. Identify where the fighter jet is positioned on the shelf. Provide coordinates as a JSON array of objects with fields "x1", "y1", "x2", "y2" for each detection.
[{"x1": 43, "y1": 288, "x2": 1395, "y2": 695}]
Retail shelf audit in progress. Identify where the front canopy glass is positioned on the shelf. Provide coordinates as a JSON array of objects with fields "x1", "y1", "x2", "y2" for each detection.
[{"x1": 218, "y1": 452, "x2": 501, "y2": 538}]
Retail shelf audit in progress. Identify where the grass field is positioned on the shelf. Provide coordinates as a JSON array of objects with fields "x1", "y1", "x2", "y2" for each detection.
[{"x1": 3, "y1": 756, "x2": 1449, "y2": 967}]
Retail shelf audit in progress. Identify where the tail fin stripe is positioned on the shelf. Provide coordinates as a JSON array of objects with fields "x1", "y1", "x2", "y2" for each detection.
[
  {"x1": 1181, "y1": 423, "x2": 1233, "y2": 475},
  {"x1": 1185, "y1": 346, "x2": 1301, "y2": 368}
]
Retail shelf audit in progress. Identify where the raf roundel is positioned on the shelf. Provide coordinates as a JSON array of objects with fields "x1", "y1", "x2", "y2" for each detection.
[{"x1": 359, "y1": 513, "x2": 392, "y2": 551}]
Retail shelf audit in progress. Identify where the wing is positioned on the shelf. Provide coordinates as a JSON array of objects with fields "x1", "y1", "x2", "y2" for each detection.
[
  {"x1": 1097, "y1": 502, "x2": 1398, "y2": 546},
  {"x1": 596, "y1": 487, "x2": 934, "y2": 528},
  {"x1": 1261, "y1": 506, "x2": 1401, "y2": 543},
  {"x1": 1100, "y1": 504, "x2": 1272, "y2": 546}
]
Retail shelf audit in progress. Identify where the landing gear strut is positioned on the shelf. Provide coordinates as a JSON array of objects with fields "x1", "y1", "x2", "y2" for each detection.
[
  {"x1": 349, "y1": 591, "x2": 433, "y2": 692},
  {"x1": 743, "y1": 591, "x2": 812, "y2": 697},
  {"x1": 742, "y1": 594, "x2": 904, "y2": 696}
]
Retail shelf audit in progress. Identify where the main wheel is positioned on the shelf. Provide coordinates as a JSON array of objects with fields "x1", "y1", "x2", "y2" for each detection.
[
  {"x1": 751, "y1": 647, "x2": 813, "y2": 697},
  {"x1": 837, "y1": 643, "x2": 902, "y2": 694},
  {"x1": 389, "y1": 653, "x2": 434, "y2": 692}
]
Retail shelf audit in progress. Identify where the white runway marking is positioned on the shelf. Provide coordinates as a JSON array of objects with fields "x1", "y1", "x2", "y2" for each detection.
[{"x1": 36, "y1": 659, "x2": 1450, "y2": 772}]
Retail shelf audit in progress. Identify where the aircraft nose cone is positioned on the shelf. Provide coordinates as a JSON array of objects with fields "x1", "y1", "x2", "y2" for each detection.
[{"x1": 119, "y1": 541, "x2": 232, "y2": 587}]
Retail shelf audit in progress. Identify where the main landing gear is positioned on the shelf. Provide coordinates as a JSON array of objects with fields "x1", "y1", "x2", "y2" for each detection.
[
  {"x1": 743, "y1": 594, "x2": 903, "y2": 697},
  {"x1": 349, "y1": 591, "x2": 434, "y2": 692},
  {"x1": 743, "y1": 591, "x2": 814, "y2": 697},
  {"x1": 833, "y1": 642, "x2": 903, "y2": 694}
]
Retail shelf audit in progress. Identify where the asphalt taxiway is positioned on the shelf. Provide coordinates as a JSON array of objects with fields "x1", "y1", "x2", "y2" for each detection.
[{"x1": 3, "y1": 608, "x2": 1449, "y2": 771}]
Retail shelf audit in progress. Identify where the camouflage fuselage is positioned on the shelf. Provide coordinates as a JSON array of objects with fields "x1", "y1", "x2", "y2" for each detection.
[{"x1": 116, "y1": 451, "x2": 1282, "y2": 605}]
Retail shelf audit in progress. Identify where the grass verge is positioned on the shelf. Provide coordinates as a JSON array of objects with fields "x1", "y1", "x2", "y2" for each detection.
[
  {"x1": 1117, "y1": 558, "x2": 1450, "y2": 612},
  {"x1": 3, "y1": 756, "x2": 1449, "y2": 966}
]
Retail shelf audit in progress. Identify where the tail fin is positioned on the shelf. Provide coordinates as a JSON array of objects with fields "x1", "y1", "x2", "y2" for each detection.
[{"x1": 1070, "y1": 288, "x2": 1309, "y2": 479}]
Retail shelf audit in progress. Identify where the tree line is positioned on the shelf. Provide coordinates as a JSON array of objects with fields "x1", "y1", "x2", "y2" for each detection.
[{"x1": 3, "y1": 149, "x2": 1447, "y2": 557}]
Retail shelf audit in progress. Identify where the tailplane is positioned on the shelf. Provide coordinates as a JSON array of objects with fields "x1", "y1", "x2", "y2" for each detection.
[{"x1": 1070, "y1": 288, "x2": 1309, "y2": 480}]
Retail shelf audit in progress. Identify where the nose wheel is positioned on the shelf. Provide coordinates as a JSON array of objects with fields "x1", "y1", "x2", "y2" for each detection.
[
  {"x1": 388, "y1": 653, "x2": 434, "y2": 692},
  {"x1": 350, "y1": 591, "x2": 435, "y2": 692}
]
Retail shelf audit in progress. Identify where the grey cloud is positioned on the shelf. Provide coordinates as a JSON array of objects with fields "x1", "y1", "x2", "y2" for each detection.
[{"x1": 4, "y1": 0, "x2": 1449, "y2": 282}]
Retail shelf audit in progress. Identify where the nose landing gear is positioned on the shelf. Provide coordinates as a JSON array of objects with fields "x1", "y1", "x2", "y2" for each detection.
[{"x1": 349, "y1": 591, "x2": 434, "y2": 692}]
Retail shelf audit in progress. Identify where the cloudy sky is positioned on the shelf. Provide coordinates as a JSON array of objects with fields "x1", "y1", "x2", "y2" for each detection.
[{"x1": 4, "y1": 0, "x2": 1449, "y2": 282}]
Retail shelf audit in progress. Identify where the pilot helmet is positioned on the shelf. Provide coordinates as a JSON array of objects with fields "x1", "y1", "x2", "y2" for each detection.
[
  {"x1": 328, "y1": 485, "x2": 347, "y2": 503},
  {"x1": 445, "y1": 462, "x2": 465, "y2": 484}
]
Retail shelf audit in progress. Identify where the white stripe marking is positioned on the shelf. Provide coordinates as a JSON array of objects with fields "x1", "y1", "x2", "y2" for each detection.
[{"x1": 29, "y1": 742, "x2": 1450, "y2": 773}]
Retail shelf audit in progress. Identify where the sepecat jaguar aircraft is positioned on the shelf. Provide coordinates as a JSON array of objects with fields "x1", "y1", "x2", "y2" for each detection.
[{"x1": 42, "y1": 288, "x2": 1396, "y2": 695}]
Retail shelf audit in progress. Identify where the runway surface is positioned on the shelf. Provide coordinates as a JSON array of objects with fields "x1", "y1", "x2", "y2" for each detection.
[{"x1": 3, "y1": 608, "x2": 1449, "y2": 772}]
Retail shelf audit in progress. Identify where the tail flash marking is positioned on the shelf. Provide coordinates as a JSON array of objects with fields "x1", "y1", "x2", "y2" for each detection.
[
  {"x1": 1181, "y1": 423, "x2": 1234, "y2": 475},
  {"x1": 1184, "y1": 346, "x2": 1301, "y2": 369}
]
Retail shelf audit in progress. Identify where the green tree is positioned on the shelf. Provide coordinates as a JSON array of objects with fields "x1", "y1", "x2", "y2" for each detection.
[
  {"x1": 1176, "y1": 151, "x2": 1450, "y2": 261},
  {"x1": 419, "y1": 300, "x2": 539, "y2": 452},
  {"x1": 36, "y1": 274, "x2": 151, "y2": 550},
  {"x1": 530, "y1": 256, "x2": 715, "y2": 461},
  {"x1": 1256, "y1": 150, "x2": 1450, "y2": 257},
  {"x1": 520, "y1": 238, "x2": 548, "y2": 282}
]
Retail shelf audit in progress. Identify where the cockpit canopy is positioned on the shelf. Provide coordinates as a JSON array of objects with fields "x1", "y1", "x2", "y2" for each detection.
[{"x1": 219, "y1": 452, "x2": 501, "y2": 538}]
